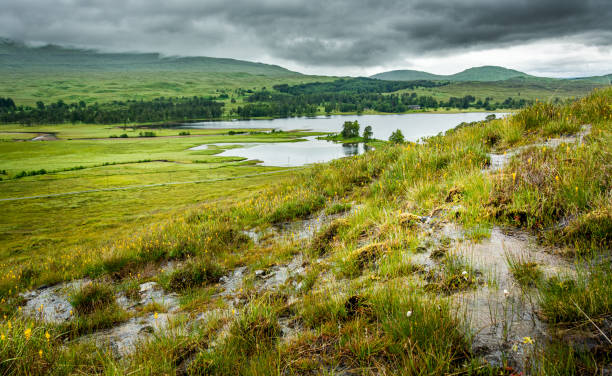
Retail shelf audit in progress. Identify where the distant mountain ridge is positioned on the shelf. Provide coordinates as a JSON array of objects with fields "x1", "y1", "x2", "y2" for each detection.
[
  {"x1": 371, "y1": 66, "x2": 532, "y2": 82},
  {"x1": 371, "y1": 66, "x2": 612, "y2": 83},
  {"x1": 0, "y1": 39, "x2": 299, "y2": 76}
]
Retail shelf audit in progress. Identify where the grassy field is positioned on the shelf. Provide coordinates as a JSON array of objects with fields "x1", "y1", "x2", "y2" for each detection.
[
  {"x1": 0, "y1": 71, "x2": 335, "y2": 107},
  {"x1": 0, "y1": 126, "x2": 323, "y2": 277},
  {"x1": 0, "y1": 87, "x2": 610, "y2": 375},
  {"x1": 408, "y1": 78, "x2": 605, "y2": 104}
]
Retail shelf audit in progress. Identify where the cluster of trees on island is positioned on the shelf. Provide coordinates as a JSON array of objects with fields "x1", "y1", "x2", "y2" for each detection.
[{"x1": 338, "y1": 120, "x2": 404, "y2": 144}]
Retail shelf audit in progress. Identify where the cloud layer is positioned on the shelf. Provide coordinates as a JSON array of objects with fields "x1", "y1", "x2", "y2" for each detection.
[{"x1": 1, "y1": 0, "x2": 611, "y2": 76}]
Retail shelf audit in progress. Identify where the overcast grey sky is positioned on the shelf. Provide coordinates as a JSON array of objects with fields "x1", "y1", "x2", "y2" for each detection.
[{"x1": 1, "y1": 0, "x2": 611, "y2": 77}]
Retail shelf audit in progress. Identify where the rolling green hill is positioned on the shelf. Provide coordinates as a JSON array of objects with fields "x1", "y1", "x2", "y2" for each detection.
[
  {"x1": 371, "y1": 66, "x2": 531, "y2": 82},
  {"x1": 0, "y1": 39, "x2": 298, "y2": 76}
]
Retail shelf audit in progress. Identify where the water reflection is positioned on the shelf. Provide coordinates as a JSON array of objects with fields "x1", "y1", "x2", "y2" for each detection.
[
  {"x1": 191, "y1": 136, "x2": 367, "y2": 166},
  {"x1": 188, "y1": 112, "x2": 507, "y2": 166}
]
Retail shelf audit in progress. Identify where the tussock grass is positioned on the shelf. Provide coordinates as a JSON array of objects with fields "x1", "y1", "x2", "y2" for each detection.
[
  {"x1": 505, "y1": 251, "x2": 543, "y2": 287},
  {"x1": 539, "y1": 264, "x2": 612, "y2": 324},
  {"x1": 70, "y1": 283, "x2": 115, "y2": 315},
  {"x1": 310, "y1": 218, "x2": 347, "y2": 256},
  {"x1": 426, "y1": 254, "x2": 481, "y2": 293},
  {"x1": 167, "y1": 258, "x2": 224, "y2": 291}
]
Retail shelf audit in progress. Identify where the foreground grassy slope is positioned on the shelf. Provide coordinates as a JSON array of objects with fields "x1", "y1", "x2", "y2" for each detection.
[{"x1": 0, "y1": 87, "x2": 610, "y2": 375}]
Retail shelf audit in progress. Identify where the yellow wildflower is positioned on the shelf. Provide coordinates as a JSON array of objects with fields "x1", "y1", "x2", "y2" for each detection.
[
  {"x1": 45, "y1": 331, "x2": 50, "y2": 341},
  {"x1": 24, "y1": 328, "x2": 31, "y2": 340},
  {"x1": 39, "y1": 349, "x2": 43, "y2": 358},
  {"x1": 522, "y1": 336, "x2": 534, "y2": 344}
]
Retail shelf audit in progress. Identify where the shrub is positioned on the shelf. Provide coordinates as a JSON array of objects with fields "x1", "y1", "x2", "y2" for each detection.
[{"x1": 389, "y1": 129, "x2": 405, "y2": 144}]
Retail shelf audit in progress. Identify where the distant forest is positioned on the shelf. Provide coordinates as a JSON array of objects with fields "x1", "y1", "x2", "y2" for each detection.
[
  {"x1": 0, "y1": 78, "x2": 537, "y2": 124},
  {"x1": 0, "y1": 97, "x2": 224, "y2": 124}
]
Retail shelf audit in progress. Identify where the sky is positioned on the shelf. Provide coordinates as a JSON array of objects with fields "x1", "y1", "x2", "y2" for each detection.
[{"x1": 1, "y1": 0, "x2": 611, "y2": 77}]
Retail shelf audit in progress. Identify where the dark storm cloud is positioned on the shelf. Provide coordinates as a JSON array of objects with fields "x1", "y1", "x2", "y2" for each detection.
[{"x1": 1, "y1": 0, "x2": 611, "y2": 68}]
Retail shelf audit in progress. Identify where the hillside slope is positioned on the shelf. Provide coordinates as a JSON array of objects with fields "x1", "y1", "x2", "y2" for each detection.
[
  {"x1": 0, "y1": 39, "x2": 299, "y2": 76},
  {"x1": 372, "y1": 65, "x2": 530, "y2": 82}
]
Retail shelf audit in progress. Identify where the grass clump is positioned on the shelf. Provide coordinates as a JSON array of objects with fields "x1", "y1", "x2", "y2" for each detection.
[
  {"x1": 268, "y1": 194, "x2": 325, "y2": 223},
  {"x1": 227, "y1": 301, "x2": 281, "y2": 355},
  {"x1": 426, "y1": 254, "x2": 481, "y2": 293},
  {"x1": 505, "y1": 252, "x2": 543, "y2": 287},
  {"x1": 167, "y1": 258, "x2": 224, "y2": 291},
  {"x1": 70, "y1": 282, "x2": 115, "y2": 315},
  {"x1": 325, "y1": 202, "x2": 352, "y2": 215},
  {"x1": 310, "y1": 218, "x2": 346, "y2": 255},
  {"x1": 539, "y1": 264, "x2": 612, "y2": 324},
  {"x1": 191, "y1": 300, "x2": 281, "y2": 374},
  {"x1": 339, "y1": 242, "x2": 390, "y2": 277}
]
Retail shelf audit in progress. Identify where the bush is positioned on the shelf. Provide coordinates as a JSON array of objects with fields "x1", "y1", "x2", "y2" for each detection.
[
  {"x1": 138, "y1": 131, "x2": 156, "y2": 137},
  {"x1": 119, "y1": 133, "x2": 128, "y2": 138},
  {"x1": 389, "y1": 129, "x2": 405, "y2": 144}
]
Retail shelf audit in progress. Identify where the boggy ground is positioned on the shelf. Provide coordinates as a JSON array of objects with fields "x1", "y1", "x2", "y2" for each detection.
[{"x1": 1, "y1": 87, "x2": 611, "y2": 375}]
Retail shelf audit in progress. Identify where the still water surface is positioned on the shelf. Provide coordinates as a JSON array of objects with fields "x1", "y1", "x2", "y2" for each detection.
[{"x1": 187, "y1": 112, "x2": 507, "y2": 166}]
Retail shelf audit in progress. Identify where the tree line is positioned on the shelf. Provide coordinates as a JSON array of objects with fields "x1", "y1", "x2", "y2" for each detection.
[
  {"x1": 232, "y1": 90, "x2": 531, "y2": 118},
  {"x1": 0, "y1": 96, "x2": 224, "y2": 125}
]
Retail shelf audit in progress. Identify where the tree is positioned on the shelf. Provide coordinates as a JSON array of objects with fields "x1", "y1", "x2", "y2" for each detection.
[
  {"x1": 363, "y1": 125, "x2": 373, "y2": 142},
  {"x1": 341, "y1": 120, "x2": 360, "y2": 138},
  {"x1": 389, "y1": 129, "x2": 405, "y2": 144}
]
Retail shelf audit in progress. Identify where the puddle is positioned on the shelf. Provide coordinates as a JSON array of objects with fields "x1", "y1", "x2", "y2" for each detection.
[
  {"x1": 451, "y1": 227, "x2": 574, "y2": 371},
  {"x1": 31, "y1": 133, "x2": 58, "y2": 141}
]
